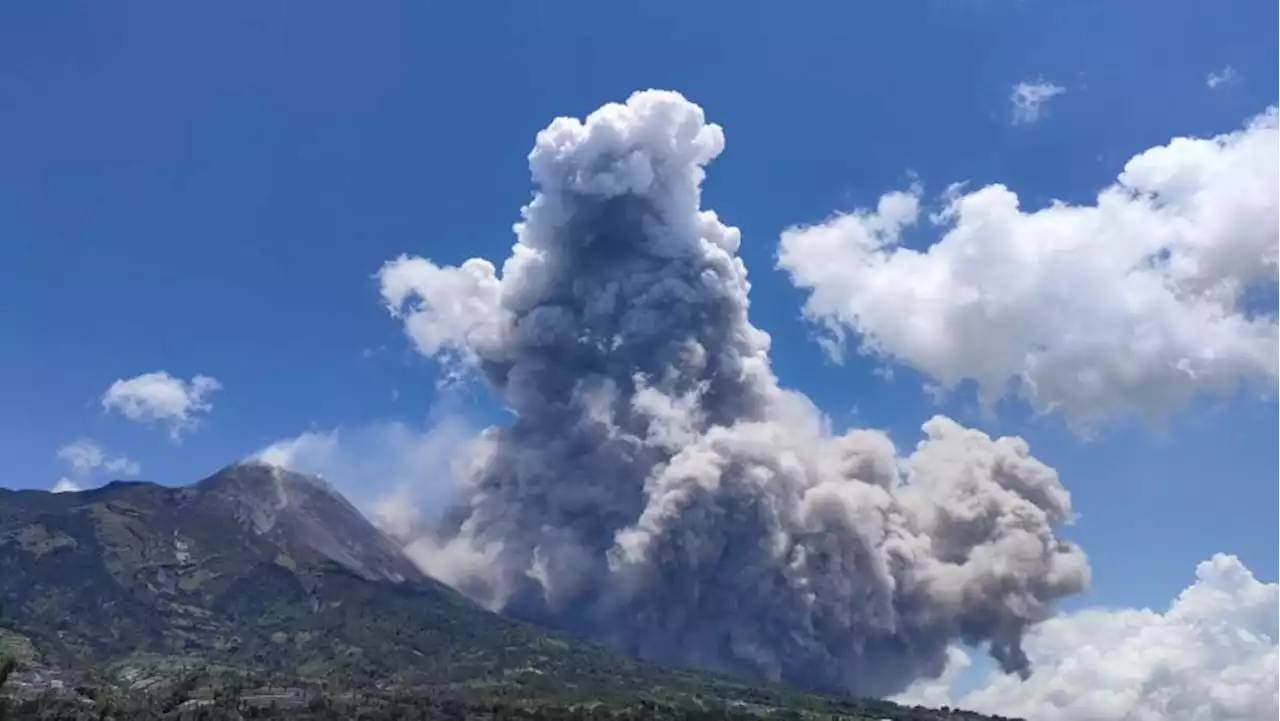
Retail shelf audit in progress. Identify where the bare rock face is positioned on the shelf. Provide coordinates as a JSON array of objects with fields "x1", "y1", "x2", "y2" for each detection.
[{"x1": 194, "y1": 461, "x2": 426, "y2": 584}]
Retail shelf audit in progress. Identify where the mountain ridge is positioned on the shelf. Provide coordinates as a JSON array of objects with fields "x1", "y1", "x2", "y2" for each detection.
[{"x1": 0, "y1": 465, "x2": 1013, "y2": 721}]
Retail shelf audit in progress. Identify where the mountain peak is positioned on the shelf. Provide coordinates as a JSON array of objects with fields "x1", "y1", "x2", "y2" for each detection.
[
  {"x1": 199, "y1": 461, "x2": 345, "y2": 511},
  {"x1": 195, "y1": 461, "x2": 426, "y2": 584}
]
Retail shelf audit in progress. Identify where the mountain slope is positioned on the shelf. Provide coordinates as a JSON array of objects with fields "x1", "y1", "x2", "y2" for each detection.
[
  {"x1": 0, "y1": 465, "x2": 1007, "y2": 720},
  {"x1": 193, "y1": 463, "x2": 426, "y2": 584},
  {"x1": 0, "y1": 463, "x2": 590, "y2": 684}
]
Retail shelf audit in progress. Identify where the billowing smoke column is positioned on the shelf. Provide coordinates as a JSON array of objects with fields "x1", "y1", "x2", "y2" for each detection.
[{"x1": 378, "y1": 90, "x2": 1089, "y2": 696}]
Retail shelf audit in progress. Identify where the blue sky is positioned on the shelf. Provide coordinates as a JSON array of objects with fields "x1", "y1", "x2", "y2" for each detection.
[{"x1": 1, "y1": 3, "x2": 1277, "y2": 714}]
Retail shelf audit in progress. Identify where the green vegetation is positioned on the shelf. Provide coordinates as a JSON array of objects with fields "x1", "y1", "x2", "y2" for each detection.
[
  {"x1": 0, "y1": 477, "x2": 1018, "y2": 721},
  {"x1": 11, "y1": 526, "x2": 75, "y2": 558},
  {"x1": 0, "y1": 670, "x2": 1007, "y2": 721}
]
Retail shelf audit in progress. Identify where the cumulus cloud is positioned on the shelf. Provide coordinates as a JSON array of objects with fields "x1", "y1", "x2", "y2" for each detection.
[
  {"x1": 50, "y1": 477, "x2": 83, "y2": 494},
  {"x1": 1010, "y1": 80, "x2": 1065, "y2": 125},
  {"x1": 56, "y1": 438, "x2": 140, "y2": 477},
  {"x1": 377, "y1": 90, "x2": 1087, "y2": 696},
  {"x1": 779, "y1": 107, "x2": 1279, "y2": 430},
  {"x1": 378, "y1": 257, "x2": 503, "y2": 367},
  {"x1": 101, "y1": 371, "x2": 221, "y2": 439},
  {"x1": 253, "y1": 415, "x2": 474, "y2": 540},
  {"x1": 1207, "y1": 65, "x2": 1239, "y2": 89},
  {"x1": 896, "y1": 554, "x2": 1279, "y2": 721}
]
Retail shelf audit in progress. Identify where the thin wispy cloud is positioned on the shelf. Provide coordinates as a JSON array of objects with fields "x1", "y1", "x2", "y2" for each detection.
[
  {"x1": 1206, "y1": 65, "x2": 1239, "y2": 89},
  {"x1": 1010, "y1": 79, "x2": 1066, "y2": 125},
  {"x1": 51, "y1": 438, "x2": 140, "y2": 493}
]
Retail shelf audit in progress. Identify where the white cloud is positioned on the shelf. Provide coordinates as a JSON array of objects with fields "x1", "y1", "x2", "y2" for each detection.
[
  {"x1": 56, "y1": 439, "x2": 106, "y2": 473},
  {"x1": 1207, "y1": 66, "x2": 1239, "y2": 89},
  {"x1": 55, "y1": 438, "x2": 140, "y2": 477},
  {"x1": 50, "y1": 477, "x2": 82, "y2": 494},
  {"x1": 1010, "y1": 79, "x2": 1065, "y2": 125},
  {"x1": 52, "y1": 439, "x2": 140, "y2": 493},
  {"x1": 896, "y1": 554, "x2": 1279, "y2": 721},
  {"x1": 103, "y1": 456, "x2": 141, "y2": 475},
  {"x1": 253, "y1": 414, "x2": 474, "y2": 538},
  {"x1": 377, "y1": 255, "x2": 504, "y2": 370},
  {"x1": 779, "y1": 107, "x2": 1279, "y2": 430},
  {"x1": 101, "y1": 371, "x2": 221, "y2": 439}
]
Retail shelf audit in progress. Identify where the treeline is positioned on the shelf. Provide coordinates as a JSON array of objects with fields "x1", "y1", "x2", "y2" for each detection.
[
  {"x1": 0, "y1": 656, "x2": 1015, "y2": 721},
  {"x1": 1, "y1": 692, "x2": 881, "y2": 721}
]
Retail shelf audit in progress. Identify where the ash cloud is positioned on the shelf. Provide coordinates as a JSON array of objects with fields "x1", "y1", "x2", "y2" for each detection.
[{"x1": 378, "y1": 90, "x2": 1088, "y2": 696}]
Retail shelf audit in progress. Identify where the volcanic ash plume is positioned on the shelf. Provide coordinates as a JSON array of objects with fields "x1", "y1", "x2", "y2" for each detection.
[{"x1": 377, "y1": 90, "x2": 1089, "y2": 696}]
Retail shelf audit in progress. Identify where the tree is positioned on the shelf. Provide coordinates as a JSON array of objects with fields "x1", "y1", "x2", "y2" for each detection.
[{"x1": 0, "y1": 656, "x2": 16, "y2": 721}]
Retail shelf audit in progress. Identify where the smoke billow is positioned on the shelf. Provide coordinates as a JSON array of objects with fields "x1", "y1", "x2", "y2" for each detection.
[{"x1": 377, "y1": 90, "x2": 1089, "y2": 696}]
